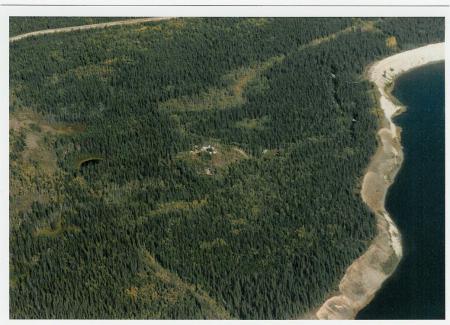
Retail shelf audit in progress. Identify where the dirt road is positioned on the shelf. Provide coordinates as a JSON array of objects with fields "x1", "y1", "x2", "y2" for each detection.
[{"x1": 9, "y1": 17, "x2": 173, "y2": 42}]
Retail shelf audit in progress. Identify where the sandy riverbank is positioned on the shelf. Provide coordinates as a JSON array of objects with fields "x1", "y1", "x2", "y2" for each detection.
[{"x1": 314, "y1": 42, "x2": 445, "y2": 320}]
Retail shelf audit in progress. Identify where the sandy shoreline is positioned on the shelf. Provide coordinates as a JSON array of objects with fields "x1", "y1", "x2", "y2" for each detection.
[{"x1": 314, "y1": 42, "x2": 445, "y2": 320}]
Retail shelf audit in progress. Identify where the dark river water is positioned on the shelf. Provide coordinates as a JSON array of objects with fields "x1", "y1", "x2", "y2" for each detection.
[{"x1": 357, "y1": 62, "x2": 445, "y2": 319}]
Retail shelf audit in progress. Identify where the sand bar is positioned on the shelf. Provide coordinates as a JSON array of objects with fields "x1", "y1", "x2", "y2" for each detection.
[{"x1": 315, "y1": 42, "x2": 445, "y2": 320}]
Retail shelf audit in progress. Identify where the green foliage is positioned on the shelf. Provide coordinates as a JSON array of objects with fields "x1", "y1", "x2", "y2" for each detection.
[
  {"x1": 376, "y1": 17, "x2": 445, "y2": 50},
  {"x1": 9, "y1": 17, "x2": 444, "y2": 319}
]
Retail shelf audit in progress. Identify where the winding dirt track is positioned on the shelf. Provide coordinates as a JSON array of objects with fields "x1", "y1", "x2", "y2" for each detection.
[{"x1": 9, "y1": 17, "x2": 173, "y2": 42}]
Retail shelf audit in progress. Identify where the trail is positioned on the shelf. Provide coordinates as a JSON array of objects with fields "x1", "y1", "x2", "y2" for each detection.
[{"x1": 9, "y1": 17, "x2": 173, "y2": 42}]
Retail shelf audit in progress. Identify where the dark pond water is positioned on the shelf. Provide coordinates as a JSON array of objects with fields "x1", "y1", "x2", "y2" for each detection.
[
  {"x1": 79, "y1": 158, "x2": 102, "y2": 169},
  {"x1": 357, "y1": 62, "x2": 445, "y2": 319}
]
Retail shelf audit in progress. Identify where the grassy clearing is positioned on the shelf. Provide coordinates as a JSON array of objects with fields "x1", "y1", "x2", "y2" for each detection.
[
  {"x1": 33, "y1": 218, "x2": 81, "y2": 238},
  {"x1": 125, "y1": 250, "x2": 232, "y2": 319},
  {"x1": 159, "y1": 55, "x2": 284, "y2": 112},
  {"x1": 10, "y1": 108, "x2": 84, "y2": 135},
  {"x1": 235, "y1": 116, "x2": 269, "y2": 130},
  {"x1": 177, "y1": 143, "x2": 249, "y2": 176},
  {"x1": 261, "y1": 148, "x2": 282, "y2": 159},
  {"x1": 148, "y1": 198, "x2": 208, "y2": 217},
  {"x1": 72, "y1": 64, "x2": 112, "y2": 81},
  {"x1": 9, "y1": 108, "x2": 82, "y2": 220},
  {"x1": 386, "y1": 36, "x2": 398, "y2": 49},
  {"x1": 237, "y1": 18, "x2": 270, "y2": 28},
  {"x1": 47, "y1": 56, "x2": 133, "y2": 87},
  {"x1": 160, "y1": 19, "x2": 380, "y2": 116},
  {"x1": 135, "y1": 18, "x2": 186, "y2": 38},
  {"x1": 352, "y1": 18, "x2": 381, "y2": 32},
  {"x1": 100, "y1": 178, "x2": 167, "y2": 207},
  {"x1": 303, "y1": 19, "x2": 380, "y2": 49},
  {"x1": 199, "y1": 238, "x2": 228, "y2": 251}
]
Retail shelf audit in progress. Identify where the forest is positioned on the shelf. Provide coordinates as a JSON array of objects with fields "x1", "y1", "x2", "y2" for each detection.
[{"x1": 9, "y1": 17, "x2": 444, "y2": 319}]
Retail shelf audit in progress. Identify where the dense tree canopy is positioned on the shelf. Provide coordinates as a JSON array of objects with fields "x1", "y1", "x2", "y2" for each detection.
[{"x1": 9, "y1": 17, "x2": 444, "y2": 319}]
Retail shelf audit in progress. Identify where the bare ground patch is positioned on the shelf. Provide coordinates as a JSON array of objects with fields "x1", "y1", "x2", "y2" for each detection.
[{"x1": 176, "y1": 143, "x2": 250, "y2": 176}]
